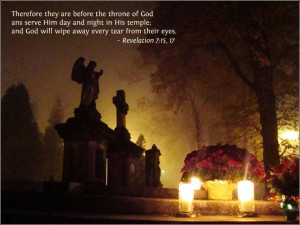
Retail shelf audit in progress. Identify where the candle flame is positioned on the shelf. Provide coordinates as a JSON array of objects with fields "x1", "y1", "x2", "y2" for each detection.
[
  {"x1": 238, "y1": 180, "x2": 254, "y2": 202},
  {"x1": 191, "y1": 177, "x2": 201, "y2": 190}
]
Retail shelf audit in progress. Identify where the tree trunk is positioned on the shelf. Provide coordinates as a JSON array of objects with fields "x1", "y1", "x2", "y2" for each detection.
[
  {"x1": 219, "y1": 41, "x2": 280, "y2": 174},
  {"x1": 188, "y1": 76, "x2": 203, "y2": 150},
  {"x1": 190, "y1": 98, "x2": 202, "y2": 150},
  {"x1": 253, "y1": 74, "x2": 280, "y2": 175},
  {"x1": 249, "y1": 16, "x2": 280, "y2": 175}
]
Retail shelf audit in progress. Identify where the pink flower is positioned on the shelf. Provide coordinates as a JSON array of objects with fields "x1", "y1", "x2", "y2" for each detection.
[
  {"x1": 228, "y1": 159, "x2": 234, "y2": 167},
  {"x1": 181, "y1": 144, "x2": 267, "y2": 182},
  {"x1": 207, "y1": 157, "x2": 212, "y2": 162},
  {"x1": 217, "y1": 149, "x2": 224, "y2": 154},
  {"x1": 290, "y1": 159, "x2": 299, "y2": 173},
  {"x1": 257, "y1": 170, "x2": 266, "y2": 178},
  {"x1": 185, "y1": 159, "x2": 191, "y2": 165},
  {"x1": 282, "y1": 158, "x2": 292, "y2": 168},
  {"x1": 236, "y1": 163, "x2": 243, "y2": 168},
  {"x1": 190, "y1": 157, "x2": 197, "y2": 162},
  {"x1": 180, "y1": 166, "x2": 186, "y2": 173},
  {"x1": 273, "y1": 164, "x2": 286, "y2": 174}
]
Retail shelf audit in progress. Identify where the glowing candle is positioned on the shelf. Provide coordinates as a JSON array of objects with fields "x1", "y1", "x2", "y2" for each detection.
[
  {"x1": 179, "y1": 182, "x2": 194, "y2": 213},
  {"x1": 191, "y1": 177, "x2": 201, "y2": 190},
  {"x1": 238, "y1": 180, "x2": 255, "y2": 213}
]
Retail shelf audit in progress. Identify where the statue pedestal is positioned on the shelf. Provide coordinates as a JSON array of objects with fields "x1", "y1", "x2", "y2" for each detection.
[
  {"x1": 74, "y1": 105, "x2": 101, "y2": 121},
  {"x1": 55, "y1": 106, "x2": 113, "y2": 183},
  {"x1": 107, "y1": 127, "x2": 144, "y2": 188}
]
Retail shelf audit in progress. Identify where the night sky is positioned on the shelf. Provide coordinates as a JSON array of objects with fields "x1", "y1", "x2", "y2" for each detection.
[
  {"x1": 3, "y1": 1, "x2": 298, "y2": 188},
  {"x1": 2, "y1": 1, "x2": 155, "y2": 129},
  {"x1": 2, "y1": 1, "x2": 192, "y2": 187}
]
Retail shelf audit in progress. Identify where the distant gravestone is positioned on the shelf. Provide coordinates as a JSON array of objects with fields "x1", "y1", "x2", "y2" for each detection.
[{"x1": 145, "y1": 144, "x2": 162, "y2": 188}]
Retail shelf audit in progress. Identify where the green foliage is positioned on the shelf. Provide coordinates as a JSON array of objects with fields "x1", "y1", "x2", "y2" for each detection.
[{"x1": 136, "y1": 134, "x2": 146, "y2": 150}]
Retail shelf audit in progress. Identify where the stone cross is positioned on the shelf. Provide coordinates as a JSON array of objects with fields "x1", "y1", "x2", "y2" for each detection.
[{"x1": 113, "y1": 90, "x2": 129, "y2": 128}]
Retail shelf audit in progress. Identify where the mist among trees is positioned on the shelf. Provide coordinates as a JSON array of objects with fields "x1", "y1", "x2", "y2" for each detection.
[
  {"x1": 138, "y1": 1, "x2": 299, "y2": 174},
  {"x1": 2, "y1": 84, "x2": 64, "y2": 181},
  {"x1": 1, "y1": 2, "x2": 298, "y2": 187}
]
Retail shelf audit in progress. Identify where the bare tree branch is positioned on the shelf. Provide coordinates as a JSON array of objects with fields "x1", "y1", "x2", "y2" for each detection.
[
  {"x1": 271, "y1": 43, "x2": 299, "y2": 71},
  {"x1": 217, "y1": 41, "x2": 255, "y2": 89}
]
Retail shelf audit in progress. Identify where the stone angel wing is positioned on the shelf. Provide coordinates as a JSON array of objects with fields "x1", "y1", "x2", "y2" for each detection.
[{"x1": 71, "y1": 57, "x2": 86, "y2": 84}]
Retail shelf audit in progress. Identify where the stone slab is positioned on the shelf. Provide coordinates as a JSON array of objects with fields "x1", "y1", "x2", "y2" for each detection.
[
  {"x1": 3, "y1": 191, "x2": 283, "y2": 215},
  {"x1": 68, "y1": 195, "x2": 283, "y2": 215},
  {"x1": 2, "y1": 209, "x2": 299, "y2": 224}
]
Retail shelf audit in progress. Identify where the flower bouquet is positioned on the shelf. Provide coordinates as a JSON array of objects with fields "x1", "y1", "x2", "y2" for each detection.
[
  {"x1": 267, "y1": 157, "x2": 299, "y2": 198},
  {"x1": 181, "y1": 144, "x2": 266, "y2": 200},
  {"x1": 267, "y1": 157, "x2": 299, "y2": 221}
]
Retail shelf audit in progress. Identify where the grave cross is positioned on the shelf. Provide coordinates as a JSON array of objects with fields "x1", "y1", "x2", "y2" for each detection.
[{"x1": 113, "y1": 90, "x2": 129, "y2": 128}]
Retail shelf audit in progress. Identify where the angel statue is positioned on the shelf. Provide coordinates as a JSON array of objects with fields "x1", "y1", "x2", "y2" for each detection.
[{"x1": 71, "y1": 57, "x2": 103, "y2": 108}]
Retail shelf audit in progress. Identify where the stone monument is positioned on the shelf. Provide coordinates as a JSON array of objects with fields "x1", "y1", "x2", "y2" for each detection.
[
  {"x1": 56, "y1": 57, "x2": 113, "y2": 183},
  {"x1": 55, "y1": 57, "x2": 161, "y2": 191},
  {"x1": 71, "y1": 56, "x2": 103, "y2": 120},
  {"x1": 145, "y1": 144, "x2": 162, "y2": 188},
  {"x1": 108, "y1": 90, "x2": 144, "y2": 188}
]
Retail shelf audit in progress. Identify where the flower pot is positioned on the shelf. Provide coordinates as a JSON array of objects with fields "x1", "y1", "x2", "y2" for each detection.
[
  {"x1": 204, "y1": 180, "x2": 236, "y2": 200},
  {"x1": 281, "y1": 197, "x2": 299, "y2": 221}
]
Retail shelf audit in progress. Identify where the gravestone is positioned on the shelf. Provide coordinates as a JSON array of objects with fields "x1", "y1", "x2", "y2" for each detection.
[
  {"x1": 145, "y1": 144, "x2": 162, "y2": 188},
  {"x1": 55, "y1": 57, "x2": 161, "y2": 192},
  {"x1": 108, "y1": 90, "x2": 144, "y2": 188}
]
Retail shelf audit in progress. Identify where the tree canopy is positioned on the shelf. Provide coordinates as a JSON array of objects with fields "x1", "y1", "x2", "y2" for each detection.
[
  {"x1": 136, "y1": 134, "x2": 147, "y2": 150},
  {"x1": 2, "y1": 84, "x2": 44, "y2": 180},
  {"x1": 138, "y1": 2, "x2": 299, "y2": 174}
]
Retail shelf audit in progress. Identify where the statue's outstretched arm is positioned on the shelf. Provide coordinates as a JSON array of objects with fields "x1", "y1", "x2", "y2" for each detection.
[{"x1": 95, "y1": 69, "x2": 103, "y2": 78}]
